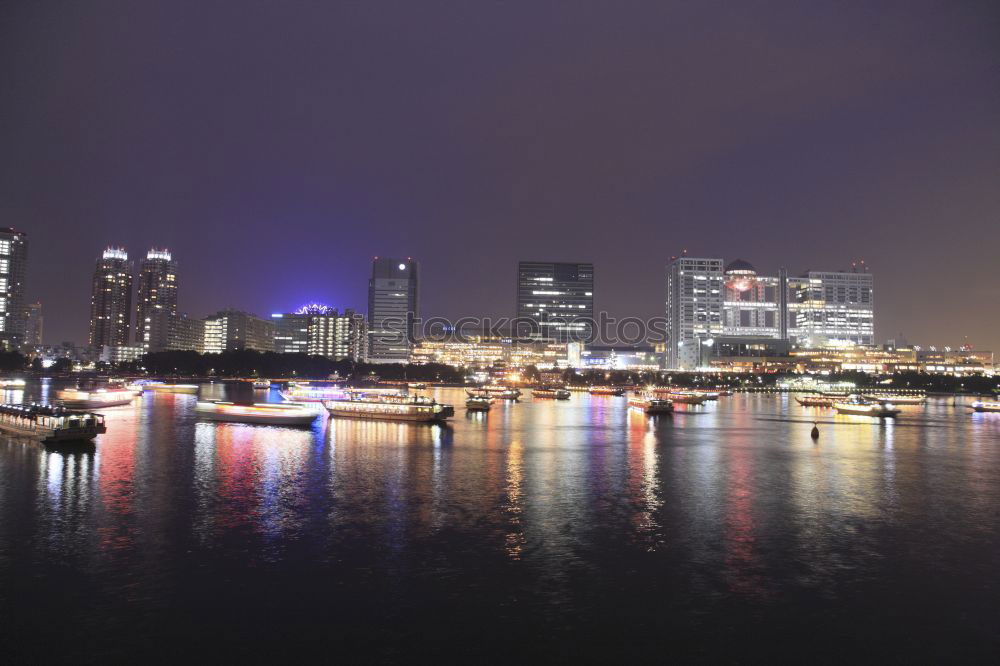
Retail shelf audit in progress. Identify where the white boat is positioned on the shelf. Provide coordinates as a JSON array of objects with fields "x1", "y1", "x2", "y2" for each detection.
[
  {"x1": 325, "y1": 392, "x2": 454, "y2": 422},
  {"x1": 251, "y1": 379, "x2": 271, "y2": 389},
  {"x1": 0, "y1": 379, "x2": 27, "y2": 388},
  {"x1": 970, "y1": 401, "x2": 1000, "y2": 413},
  {"x1": 652, "y1": 389, "x2": 706, "y2": 405},
  {"x1": 195, "y1": 400, "x2": 318, "y2": 426},
  {"x1": 628, "y1": 395, "x2": 674, "y2": 415},
  {"x1": 57, "y1": 388, "x2": 136, "y2": 409},
  {"x1": 0, "y1": 403, "x2": 106, "y2": 442},
  {"x1": 834, "y1": 398, "x2": 900, "y2": 418}
]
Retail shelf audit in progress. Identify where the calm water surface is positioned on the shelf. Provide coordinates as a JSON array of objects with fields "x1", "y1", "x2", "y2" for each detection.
[{"x1": 1, "y1": 380, "x2": 999, "y2": 662}]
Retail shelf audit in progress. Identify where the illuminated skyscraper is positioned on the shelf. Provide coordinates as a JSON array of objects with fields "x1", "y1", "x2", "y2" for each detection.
[
  {"x1": 23, "y1": 301, "x2": 43, "y2": 350},
  {"x1": 272, "y1": 303, "x2": 367, "y2": 360},
  {"x1": 203, "y1": 310, "x2": 275, "y2": 353},
  {"x1": 0, "y1": 228, "x2": 28, "y2": 351},
  {"x1": 135, "y1": 248, "x2": 178, "y2": 351},
  {"x1": 89, "y1": 247, "x2": 133, "y2": 348},
  {"x1": 787, "y1": 269, "x2": 874, "y2": 346},
  {"x1": 367, "y1": 257, "x2": 418, "y2": 362},
  {"x1": 665, "y1": 256, "x2": 724, "y2": 369},
  {"x1": 515, "y1": 261, "x2": 594, "y2": 342}
]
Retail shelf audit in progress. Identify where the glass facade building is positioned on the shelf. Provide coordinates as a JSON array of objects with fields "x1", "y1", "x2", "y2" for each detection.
[{"x1": 515, "y1": 261, "x2": 594, "y2": 343}]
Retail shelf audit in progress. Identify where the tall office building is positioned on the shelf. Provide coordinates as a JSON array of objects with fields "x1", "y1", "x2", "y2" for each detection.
[
  {"x1": 23, "y1": 301, "x2": 43, "y2": 351},
  {"x1": 89, "y1": 247, "x2": 133, "y2": 348},
  {"x1": 515, "y1": 261, "x2": 594, "y2": 342},
  {"x1": 0, "y1": 228, "x2": 28, "y2": 351},
  {"x1": 721, "y1": 259, "x2": 785, "y2": 338},
  {"x1": 272, "y1": 304, "x2": 367, "y2": 360},
  {"x1": 665, "y1": 256, "x2": 724, "y2": 369},
  {"x1": 368, "y1": 257, "x2": 418, "y2": 362},
  {"x1": 135, "y1": 248, "x2": 178, "y2": 351},
  {"x1": 203, "y1": 310, "x2": 276, "y2": 354},
  {"x1": 668, "y1": 255, "x2": 875, "y2": 368},
  {"x1": 787, "y1": 269, "x2": 874, "y2": 346}
]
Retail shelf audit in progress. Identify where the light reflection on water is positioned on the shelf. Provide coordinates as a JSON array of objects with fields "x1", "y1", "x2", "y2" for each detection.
[{"x1": 1, "y1": 382, "x2": 999, "y2": 661}]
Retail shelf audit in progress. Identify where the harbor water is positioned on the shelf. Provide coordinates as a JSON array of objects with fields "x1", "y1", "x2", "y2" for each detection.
[{"x1": 1, "y1": 380, "x2": 998, "y2": 662}]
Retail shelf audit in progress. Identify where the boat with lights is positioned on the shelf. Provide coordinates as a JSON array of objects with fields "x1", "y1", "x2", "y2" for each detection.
[
  {"x1": 57, "y1": 387, "x2": 137, "y2": 409},
  {"x1": 325, "y1": 392, "x2": 454, "y2": 422},
  {"x1": 970, "y1": 401, "x2": 1000, "y2": 413},
  {"x1": 796, "y1": 395, "x2": 835, "y2": 407},
  {"x1": 465, "y1": 395, "x2": 493, "y2": 412},
  {"x1": 195, "y1": 400, "x2": 318, "y2": 425},
  {"x1": 588, "y1": 386, "x2": 626, "y2": 396},
  {"x1": 532, "y1": 387, "x2": 571, "y2": 400},
  {"x1": 470, "y1": 386, "x2": 521, "y2": 400},
  {"x1": 834, "y1": 398, "x2": 900, "y2": 418},
  {"x1": 628, "y1": 394, "x2": 674, "y2": 415},
  {"x1": 280, "y1": 385, "x2": 352, "y2": 402},
  {"x1": 862, "y1": 393, "x2": 926, "y2": 405},
  {"x1": 0, "y1": 403, "x2": 106, "y2": 442},
  {"x1": 0, "y1": 378, "x2": 26, "y2": 389},
  {"x1": 146, "y1": 382, "x2": 199, "y2": 395},
  {"x1": 652, "y1": 388, "x2": 706, "y2": 405},
  {"x1": 252, "y1": 379, "x2": 271, "y2": 389}
]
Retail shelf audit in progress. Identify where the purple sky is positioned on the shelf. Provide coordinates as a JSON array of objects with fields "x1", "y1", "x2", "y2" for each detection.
[{"x1": 2, "y1": 1, "x2": 999, "y2": 349}]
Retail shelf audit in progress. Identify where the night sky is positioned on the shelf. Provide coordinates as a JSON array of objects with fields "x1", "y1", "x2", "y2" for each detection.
[{"x1": 2, "y1": 1, "x2": 998, "y2": 349}]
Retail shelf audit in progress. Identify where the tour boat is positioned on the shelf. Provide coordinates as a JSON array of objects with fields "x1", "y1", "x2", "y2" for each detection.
[
  {"x1": 833, "y1": 398, "x2": 900, "y2": 418},
  {"x1": 532, "y1": 387, "x2": 571, "y2": 400},
  {"x1": 280, "y1": 385, "x2": 351, "y2": 402},
  {"x1": 57, "y1": 387, "x2": 136, "y2": 409},
  {"x1": 146, "y1": 383, "x2": 199, "y2": 395},
  {"x1": 408, "y1": 382, "x2": 428, "y2": 390},
  {"x1": 0, "y1": 378, "x2": 27, "y2": 389},
  {"x1": 465, "y1": 396, "x2": 493, "y2": 412},
  {"x1": 325, "y1": 392, "x2": 454, "y2": 422},
  {"x1": 862, "y1": 393, "x2": 926, "y2": 405},
  {"x1": 796, "y1": 395, "x2": 835, "y2": 407},
  {"x1": 252, "y1": 379, "x2": 271, "y2": 389},
  {"x1": 589, "y1": 386, "x2": 625, "y2": 396},
  {"x1": 651, "y1": 388, "x2": 706, "y2": 405},
  {"x1": 470, "y1": 386, "x2": 520, "y2": 400},
  {"x1": 970, "y1": 401, "x2": 1000, "y2": 413},
  {"x1": 195, "y1": 400, "x2": 318, "y2": 426},
  {"x1": 628, "y1": 394, "x2": 674, "y2": 415},
  {"x1": 0, "y1": 403, "x2": 106, "y2": 442}
]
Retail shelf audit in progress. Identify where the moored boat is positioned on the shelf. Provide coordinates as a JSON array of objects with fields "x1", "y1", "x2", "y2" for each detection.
[
  {"x1": 57, "y1": 387, "x2": 136, "y2": 409},
  {"x1": 0, "y1": 403, "x2": 106, "y2": 442},
  {"x1": 195, "y1": 400, "x2": 318, "y2": 426},
  {"x1": 252, "y1": 379, "x2": 271, "y2": 389},
  {"x1": 532, "y1": 387, "x2": 571, "y2": 400},
  {"x1": 970, "y1": 401, "x2": 1000, "y2": 413},
  {"x1": 834, "y1": 398, "x2": 900, "y2": 418},
  {"x1": 326, "y1": 392, "x2": 454, "y2": 422},
  {"x1": 628, "y1": 394, "x2": 674, "y2": 415}
]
